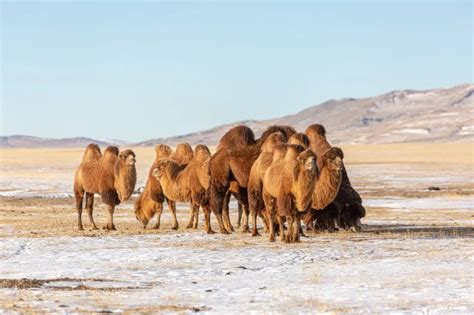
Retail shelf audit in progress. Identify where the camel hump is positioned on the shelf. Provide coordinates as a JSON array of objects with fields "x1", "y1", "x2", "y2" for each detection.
[
  {"x1": 155, "y1": 144, "x2": 173, "y2": 159},
  {"x1": 288, "y1": 133, "x2": 310, "y2": 149},
  {"x1": 305, "y1": 124, "x2": 327, "y2": 137},
  {"x1": 82, "y1": 143, "x2": 102, "y2": 162},
  {"x1": 217, "y1": 125, "x2": 256, "y2": 150}
]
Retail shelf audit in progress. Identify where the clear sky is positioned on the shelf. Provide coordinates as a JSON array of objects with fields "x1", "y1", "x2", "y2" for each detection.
[{"x1": 1, "y1": 1, "x2": 472, "y2": 142}]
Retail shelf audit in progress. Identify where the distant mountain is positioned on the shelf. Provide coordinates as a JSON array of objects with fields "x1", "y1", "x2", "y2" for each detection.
[
  {"x1": 2, "y1": 84, "x2": 472, "y2": 148},
  {"x1": 137, "y1": 83, "x2": 474, "y2": 145},
  {"x1": 0, "y1": 135, "x2": 115, "y2": 148}
]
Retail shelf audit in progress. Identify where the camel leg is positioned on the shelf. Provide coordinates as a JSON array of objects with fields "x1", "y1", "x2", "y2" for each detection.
[
  {"x1": 267, "y1": 210, "x2": 276, "y2": 242},
  {"x1": 277, "y1": 216, "x2": 286, "y2": 242},
  {"x1": 193, "y1": 205, "x2": 199, "y2": 229},
  {"x1": 105, "y1": 204, "x2": 116, "y2": 230},
  {"x1": 203, "y1": 206, "x2": 214, "y2": 234},
  {"x1": 153, "y1": 202, "x2": 163, "y2": 229},
  {"x1": 222, "y1": 192, "x2": 234, "y2": 232},
  {"x1": 186, "y1": 203, "x2": 195, "y2": 229},
  {"x1": 241, "y1": 204, "x2": 250, "y2": 233},
  {"x1": 210, "y1": 209, "x2": 229, "y2": 235},
  {"x1": 236, "y1": 202, "x2": 243, "y2": 229},
  {"x1": 293, "y1": 217, "x2": 301, "y2": 242},
  {"x1": 74, "y1": 189, "x2": 84, "y2": 231},
  {"x1": 84, "y1": 193, "x2": 98, "y2": 230},
  {"x1": 285, "y1": 215, "x2": 294, "y2": 243},
  {"x1": 259, "y1": 212, "x2": 269, "y2": 233},
  {"x1": 250, "y1": 209, "x2": 260, "y2": 237},
  {"x1": 168, "y1": 200, "x2": 179, "y2": 230}
]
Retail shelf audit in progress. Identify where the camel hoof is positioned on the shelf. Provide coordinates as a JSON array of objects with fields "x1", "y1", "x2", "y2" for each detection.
[
  {"x1": 251, "y1": 231, "x2": 260, "y2": 237},
  {"x1": 193, "y1": 225, "x2": 198, "y2": 229},
  {"x1": 92, "y1": 226, "x2": 99, "y2": 231},
  {"x1": 207, "y1": 229, "x2": 216, "y2": 234},
  {"x1": 78, "y1": 226, "x2": 84, "y2": 231},
  {"x1": 269, "y1": 237, "x2": 275, "y2": 243},
  {"x1": 186, "y1": 224, "x2": 193, "y2": 229}
]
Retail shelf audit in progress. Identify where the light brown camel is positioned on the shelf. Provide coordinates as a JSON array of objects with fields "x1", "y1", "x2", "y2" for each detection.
[
  {"x1": 209, "y1": 126, "x2": 294, "y2": 234},
  {"x1": 247, "y1": 132, "x2": 288, "y2": 236},
  {"x1": 134, "y1": 144, "x2": 180, "y2": 230},
  {"x1": 305, "y1": 124, "x2": 365, "y2": 231},
  {"x1": 74, "y1": 144, "x2": 136, "y2": 230},
  {"x1": 152, "y1": 144, "x2": 219, "y2": 234},
  {"x1": 262, "y1": 149, "x2": 318, "y2": 243}
]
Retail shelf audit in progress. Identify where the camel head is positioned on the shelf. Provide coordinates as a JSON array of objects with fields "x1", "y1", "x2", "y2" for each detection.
[
  {"x1": 340, "y1": 203, "x2": 366, "y2": 232},
  {"x1": 152, "y1": 159, "x2": 171, "y2": 180},
  {"x1": 321, "y1": 147, "x2": 344, "y2": 172},
  {"x1": 119, "y1": 149, "x2": 136, "y2": 166},
  {"x1": 297, "y1": 149, "x2": 317, "y2": 172},
  {"x1": 134, "y1": 196, "x2": 149, "y2": 229},
  {"x1": 114, "y1": 149, "x2": 137, "y2": 202}
]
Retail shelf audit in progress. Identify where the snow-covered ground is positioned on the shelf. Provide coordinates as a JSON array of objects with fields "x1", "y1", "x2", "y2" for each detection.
[{"x1": 1, "y1": 233, "x2": 473, "y2": 314}]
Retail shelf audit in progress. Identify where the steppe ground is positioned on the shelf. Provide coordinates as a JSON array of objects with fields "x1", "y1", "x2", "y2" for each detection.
[{"x1": 0, "y1": 143, "x2": 473, "y2": 314}]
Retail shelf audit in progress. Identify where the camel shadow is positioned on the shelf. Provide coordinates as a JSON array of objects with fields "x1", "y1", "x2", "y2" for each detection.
[{"x1": 362, "y1": 224, "x2": 474, "y2": 238}]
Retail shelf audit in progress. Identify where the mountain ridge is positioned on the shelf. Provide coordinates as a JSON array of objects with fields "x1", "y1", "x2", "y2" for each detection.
[{"x1": 2, "y1": 83, "x2": 472, "y2": 148}]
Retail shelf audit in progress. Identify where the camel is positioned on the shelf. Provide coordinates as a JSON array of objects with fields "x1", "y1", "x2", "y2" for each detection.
[
  {"x1": 305, "y1": 124, "x2": 365, "y2": 231},
  {"x1": 152, "y1": 144, "x2": 220, "y2": 234},
  {"x1": 262, "y1": 149, "x2": 318, "y2": 243},
  {"x1": 74, "y1": 144, "x2": 136, "y2": 230},
  {"x1": 134, "y1": 144, "x2": 182, "y2": 230},
  {"x1": 209, "y1": 126, "x2": 294, "y2": 234},
  {"x1": 216, "y1": 125, "x2": 296, "y2": 228},
  {"x1": 247, "y1": 132, "x2": 289, "y2": 236}
]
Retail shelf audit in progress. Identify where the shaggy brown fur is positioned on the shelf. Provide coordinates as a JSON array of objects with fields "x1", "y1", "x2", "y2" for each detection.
[
  {"x1": 134, "y1": 144, "x2": 178, "y2": 230},
  {"x1": 74, "y1": 145, "x2": 136, "y2": 231},
  {"x1": 247, "y1": 132, "x2": 288, "y2": 236},
  {"x1": 255, "y1": 125, "x2": 296, "y2": 148},
  {"x1": 305, "y1": 124, "x2": 364, "y2": 230},
  {"x1": 304, "y1": 203, "x2": 338, "y2": 232},
  {"x1": 288, "y1": 133, "x2": 310, "y2": 148},
  {"x1": 209, "y1": 126, "x2": 295, "y2": 233},
  {"x1": 152, "y1": 145, "x2": 218, "y2": 234},
  {"x1": 311, "y1": 147, "x2": 344, "y2": 210},
  {"x1": 215, "y1": 125, "x2": 296, "y2": 229},
  {"x1": 339, "y1": 203, "x2": 366, "y2": 232},
  {"x1": 208, "y1": 145, "x2": 260, "y2": 233},
  {"x1": 272, "y1": 143, "x2": 305, "y2": 162},
  {"x1": 262, "y1": 149, "x2": 317, "y2": 243},
  {"x1": 170, "y1": 143, "x2": 194, "y2": 166},
  {"x1": 217, "y1": 125, "x2": 256, "y2": 150}
]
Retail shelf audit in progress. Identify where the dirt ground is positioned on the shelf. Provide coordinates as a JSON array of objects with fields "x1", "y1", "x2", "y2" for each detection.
[{"x1": 0, "y1": 143, "x2": 473, "y2": 313}]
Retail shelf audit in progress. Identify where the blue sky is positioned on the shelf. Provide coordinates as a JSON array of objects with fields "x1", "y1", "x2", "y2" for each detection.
[{"x1": 1, "y1": 1, "x2": 472, "y2": 141}]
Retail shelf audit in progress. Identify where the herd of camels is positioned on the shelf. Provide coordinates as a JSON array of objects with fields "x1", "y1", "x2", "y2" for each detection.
[{"x1": 73, "y1": 124, "x2": 365, "y2": 243}]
